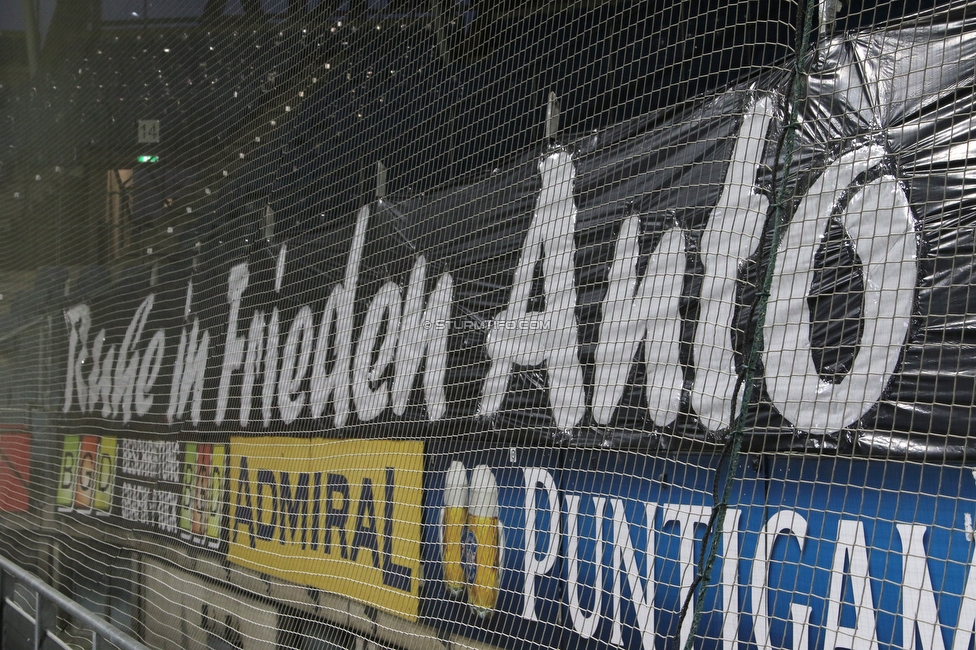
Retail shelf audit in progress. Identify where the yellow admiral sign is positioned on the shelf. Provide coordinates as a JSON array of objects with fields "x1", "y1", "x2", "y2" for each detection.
[{"x1": 228, "y1": 437, "x2": 423, "y2": 620}]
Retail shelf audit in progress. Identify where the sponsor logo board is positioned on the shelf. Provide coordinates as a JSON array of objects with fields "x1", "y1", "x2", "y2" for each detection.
[
  {"x1": 0, "y1": 426, "x2": 30, "y2": 512},
  {"x1": 228, "y1": 437, "x2": 423, "y2": 620},
  {"x1": 423, "y1": 447, "x2": 976, "y2": 650},
  {"x1": 180, "y1": 442, "x2": 227, "y2": 546},
  {"x1": 58, "y1": 434, "x2": 227, "y2": 550},
  {"x1": 58, "y1": 434, "x2": 116, "y2": 515}
]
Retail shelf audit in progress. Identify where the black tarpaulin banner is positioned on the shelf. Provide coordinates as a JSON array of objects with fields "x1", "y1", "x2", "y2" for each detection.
[{"x1": 57, "y1": 4, "x2": 976, "y2": 460}]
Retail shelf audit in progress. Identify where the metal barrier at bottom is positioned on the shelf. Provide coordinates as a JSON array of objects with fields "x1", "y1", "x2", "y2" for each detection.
[{"x1": 0, "y1": 552, "x2": 151, "y2": 650}]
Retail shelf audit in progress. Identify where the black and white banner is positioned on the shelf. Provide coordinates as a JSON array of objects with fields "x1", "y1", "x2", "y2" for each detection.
[{"x1": 58, "y1": 5, "x2": 976, "y2": 456}]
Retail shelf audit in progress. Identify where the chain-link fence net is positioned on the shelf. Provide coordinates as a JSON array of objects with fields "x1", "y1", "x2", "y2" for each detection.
[{"x1": 1, "y1": 0, "x2": 975, "y2": 648}]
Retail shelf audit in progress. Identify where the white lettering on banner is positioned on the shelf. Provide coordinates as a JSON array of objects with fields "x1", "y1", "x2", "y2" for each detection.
[
  {"x1": 241, "y1": 309, "x2": 265, "y2": 426},
  {"x1": 117, "y1": 438, "x2": 186, "y2": 537},
  {"x1": 481, "y1": 151, "x2": 586, "y2": 431},
  {"x1": 565, "y1": 494, "x2": 606, "y2": 639},
  {"x1": 278, "y1": 304, "x2": 314, "y2": 424},
  {"x1": 215, "y1": 263, "x2": 249, "y2": 425},
  {"x1": 89, "y1": 331, "x2": 115, "y2": 417},
  {"x1": 353, "y1": 282, "x2": 401, "y2": 421},
  {"x1": 609, "y1": 497, "x2": 656, "y2": 649},
  {"x1": 64, "y1": 295, "x2": 153, "y2": 420},
  {"x1": 721, "y1": 509, "x2": 742, "y2": 650},
  {"x1": 764, "y1": 146, "x2": 917, "y2": 434},
  {"x1": 262, "y1": 247, "x2": 285, "y2": 427},
  {"x1": 660, "y1": 504, "x2": 712, "y2": 647},
  {"x1": 63, "y1": 304, "x2": 91, "y2": 413},
  {"x1": 514, "y1": 473, "x2": 976, "y2": 650},
  {"x1": 119, "y1": 439, "x2": 180, "y2": 480},
  {"x1": 169, "y1": 316, "x2": 209, "y2": 425},
  {"x1": 120, "y1": 480, "x2": 182, "y2": 533},
  {"x1": 135, "y1": 330, "x2": 165, "y2": 416},
  {"x1": 121, "y1": 482, "x2": 151, "y2": 523},
  {"x1": 310, "y1": 207, "x2": 369, "y2": 427},
  {"x1": 113, "y1": 294, "x2": 154, "y2": 423},
  {"x1": 898, "y1": 524, "x2": 945, "y2": 650},
  {"x1": 952, "y1": 542, "x2": 976, "y2": 650},
  {"x1": 261, "y1": 304, "x2": 280, "y2": 426},
  {"x1": 213, "y1": 207, "x2": 453, "y2": 428},
  {"x1": 391, "y1": 256, "x2": 451, "y2": 420},
  {"x1": 691, "y1": 96, "x2": 775, "y2": 431},
  {"x1": 154, "y1": 489, "x2": 180, "y2": 534},
  {"x1": 593, "y1": 220, "x2": 684, "y2": 427},
  {"x1": 61, "y1": 99, "x2": 920, "y2": 435},
  {"x1": 548, "y1": 492, "x2": 764, "y2": 650},
  {"x1": 823, "y1": 520, "x2": 879, "y2": 650},
  {"x1": 522, "y1": 468, "x2": 561, "y2": 621},
  {"x1": 749, "y1": 510, "x2": 808, "y2": 650}
]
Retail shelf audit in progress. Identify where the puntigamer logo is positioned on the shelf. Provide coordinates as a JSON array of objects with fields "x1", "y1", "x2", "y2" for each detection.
[
  {"x1": 425, "y1": 458, "x2": 976, "y2": 650},
  {"x1": 441, "y1": 461, "x2": 504, "y2": 618}
]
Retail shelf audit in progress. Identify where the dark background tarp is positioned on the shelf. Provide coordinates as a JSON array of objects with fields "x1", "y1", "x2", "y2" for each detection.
[{"x1": 54, "y1": 3, "x2": 976, "y2": 459}]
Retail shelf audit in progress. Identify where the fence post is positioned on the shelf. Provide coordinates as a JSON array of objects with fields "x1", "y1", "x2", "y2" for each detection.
[
  {"x1": 0, "y1": 552, "x2": 153, "y2": 650},
  {"x1": 0, "y1": 564, "x2": 11, "y2": 611},
  {"x1": 0, "y1": 565, "x2": 6, "y2": 643},
  {"x1": 34, "y1": 586, "x2": 58, "y2": 650}
]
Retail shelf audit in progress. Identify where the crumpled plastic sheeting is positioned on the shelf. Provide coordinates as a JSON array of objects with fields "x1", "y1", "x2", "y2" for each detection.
[{"x1": 384, "y1": 3, "x2": 976, "y2": 457}]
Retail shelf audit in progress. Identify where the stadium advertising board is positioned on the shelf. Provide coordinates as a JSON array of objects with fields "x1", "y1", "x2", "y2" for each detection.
[
  {"x1": 58, "y1": 435, "x2": 116, "y2": 516},
  {"x1": 423, "y1": 447, "x2": 976, "y2": 650},
  {"x1": 0, "y1": 426, "x2": 31, "y2": 512},
  {"x1": 57, "y1": 434, "x2": 227, "y2": 550},
  {"x1": 227, "y1": 437, "x2": 424, "y2": 620}
]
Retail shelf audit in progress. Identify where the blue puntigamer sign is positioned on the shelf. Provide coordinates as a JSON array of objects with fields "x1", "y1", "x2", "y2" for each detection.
[{"x1": 422, "y1": 446, "x2": 976, "y2": 650}]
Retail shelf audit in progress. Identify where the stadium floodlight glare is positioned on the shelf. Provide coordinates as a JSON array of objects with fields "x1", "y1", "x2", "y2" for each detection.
[{"x1": 137, "y1": 155, "x2": 158, "y2": 163}]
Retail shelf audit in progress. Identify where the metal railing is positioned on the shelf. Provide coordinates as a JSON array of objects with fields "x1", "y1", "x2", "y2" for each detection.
[{"x1": 0, "y1": 552, "x2": 152, "y2": 650}]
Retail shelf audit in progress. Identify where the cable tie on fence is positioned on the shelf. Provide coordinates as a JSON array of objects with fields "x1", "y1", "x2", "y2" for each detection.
[{"x1": 545, "y1": 91, "x2": 560, "y2": 143}]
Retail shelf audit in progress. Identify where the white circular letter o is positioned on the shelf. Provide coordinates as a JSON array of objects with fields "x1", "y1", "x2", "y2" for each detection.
[{"x1": 764, "y1": 146, "x2": 916, "y2": 434}]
